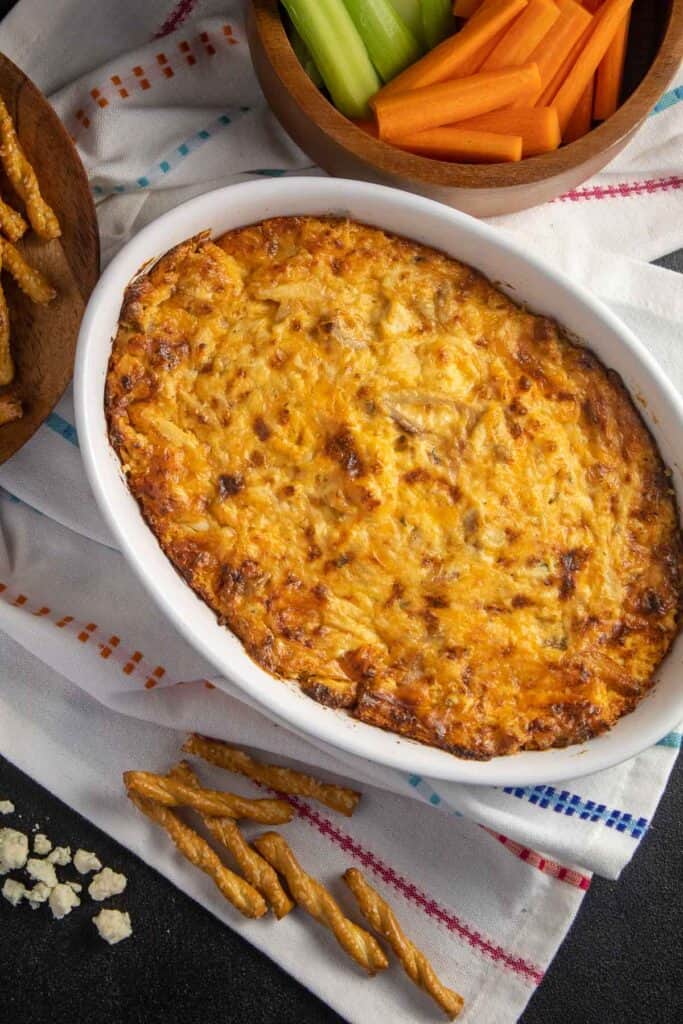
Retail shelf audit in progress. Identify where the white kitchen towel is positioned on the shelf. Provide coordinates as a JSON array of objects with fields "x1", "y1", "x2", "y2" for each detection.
[{"x1": 0, "y1": 3, "x2": 680, "y2": 1022}]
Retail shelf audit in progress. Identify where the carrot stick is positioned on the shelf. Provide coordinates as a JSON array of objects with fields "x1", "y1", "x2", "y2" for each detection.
[
  {"x1": 544, "y1": 1, "x2": 619, "y2": 117},
  {"x1": 455, "y1": 105, "x2": 561, "y2": 154},
  {"x1": 510, "y1": 0, "x2": 591, "y2": 107},
  {"x1": 536, "y1": 10, "x2": 594, "y2": 106},
  {"x1": 455, "y1": 0, "x2": 517, "y2": 77},
  {"x1": 374, "y1": 0, "x2": 528, "y2": 97},
  {"x1": 561, "y1": 0, "x2": 600, "y2": 138},
  {"x1": 552, "y1": 0, "x2": 634, "y2": 134},
  {"x1": 392, "y1": 125, "x2": 523, "y2": 161},
  {"x1": 482, "y1": 0, "x2": 560, "y2": 71},
  {"x1": 454, "y1": 23, "x2": 510, "y2": 75},
  {"x1": 453, "y1": 0, "x2": 486, "y2": 16},
  {"x1": 373, "y1": 62, "x2": 542, "y2": 139},
  {"x1": 563, "y1": 75, "x2": 594, "y2": 141},
  {"x1": 594, "y1": 7, "x2": 631, "y2": 119}
]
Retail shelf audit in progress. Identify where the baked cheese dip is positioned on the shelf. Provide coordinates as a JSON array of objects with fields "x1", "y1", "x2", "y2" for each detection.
[{"x1": 106, "y1": 217, "x2": 682, "y2": 759}]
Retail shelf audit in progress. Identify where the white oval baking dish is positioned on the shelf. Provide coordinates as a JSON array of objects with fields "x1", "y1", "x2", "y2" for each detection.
[{"x1": 74, "y1": 177, "x2": 683, "y2": 786}]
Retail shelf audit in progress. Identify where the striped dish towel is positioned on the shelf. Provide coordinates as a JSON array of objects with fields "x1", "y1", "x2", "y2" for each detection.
[{"x1": 0, "y1": 3, "x2": 680, "y2": 1021}]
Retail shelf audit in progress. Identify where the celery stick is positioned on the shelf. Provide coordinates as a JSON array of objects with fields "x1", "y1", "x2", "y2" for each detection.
[
  {"x1": 342, "y1": 0, "x2": 422, "y2": 83},
  {"x1": 303, "y1": 54, "x2": 323, "y2": 89},
  {"x1": 289, "y1": 23, "x2": 324, "y2": 88},
  {"x1": 420, "y1": 0, "x2": 454, "y2": 49},
  {"x1": 387, "y1": 0, "x2": 425, "y2": 45},
  {"x1": 281, "y1": 0, "x2": 380, "y2": 119}
]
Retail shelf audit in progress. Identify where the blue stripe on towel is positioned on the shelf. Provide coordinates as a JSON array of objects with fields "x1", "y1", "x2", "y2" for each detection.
[
  {"x1": 502, "y1": 785, "x2": 649, "y2": 839},
  {"x1": 656, "y1": 731, "x2": 682, "y2": 749},
  {"x1": 652, "y1": 86, "x2": 683, "y2": 115},
  {"x1": 91, "y1": 108, "x2": 251, "y2": 199},
  {"x1": 45, "y1": 412, "x2": 79, "y2": 447},
  {"x1": 405, "y1": 774, "x2": 463, "y2": 816}
]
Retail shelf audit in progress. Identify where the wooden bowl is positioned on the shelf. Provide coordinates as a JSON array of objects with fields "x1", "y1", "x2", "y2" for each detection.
[
  {"x1": 0, "y1": 52, "x2": 99, "y2": 465},
  {"x1": 248, "y1": 0, "x2": 683, "y2": 217}
]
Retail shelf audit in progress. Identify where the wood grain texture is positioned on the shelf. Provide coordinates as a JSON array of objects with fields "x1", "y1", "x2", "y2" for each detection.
[
  {"x1": 0, "y1": 51, "x2": 99, "y2": 465},
  {"x1": 247, "y1": 0, "x2": 682, "y2": 216}
]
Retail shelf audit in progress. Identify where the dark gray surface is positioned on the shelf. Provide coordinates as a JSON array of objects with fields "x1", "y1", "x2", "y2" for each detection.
[
  {"x1": 0, "y1": 0, "x2": 681, "y2": 1019},
  {"x1": 655, "y1": 251, "x2": 683, "y2": 274}
]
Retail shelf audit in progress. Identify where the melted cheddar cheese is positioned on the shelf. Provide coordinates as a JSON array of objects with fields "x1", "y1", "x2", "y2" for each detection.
[{"x1": 106, "y1": 218, "x2": 682, "y2": 758}]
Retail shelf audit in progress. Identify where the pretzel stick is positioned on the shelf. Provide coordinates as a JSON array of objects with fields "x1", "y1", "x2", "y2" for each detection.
[
  {"x1": 253, "y1": 832, "x2": 388, "y2": 975},
  {"x1": 0, "y1": 245, "x2": 12, "y2": 387},
  {"x1": 0, "y1": 96, "x2": 60, "y2": 239},
  {"x1": 0, "y1": 197, "x2": 27, "y2": 242},
  {"x1": 126, "y1": 788, "x2": 267, "y2": 918},
  {"x1": 123, "y1": 770, "x2": 293, "y2": 824},
  {"x1": 0, "y1": 393, "x2": 21, "y2": 425},
  {"x1": 343, "y1": 868, "x2": 464, "y2": 1018},
  {"x1": 183, "y1": 734, "x2": 361, "y2": 817},
  {"x1": 169, "y1": 762, "x2": 293, "y2": 919},
  {"x1": 1, "y1": 239, "x2": 55, "y2": 304}
]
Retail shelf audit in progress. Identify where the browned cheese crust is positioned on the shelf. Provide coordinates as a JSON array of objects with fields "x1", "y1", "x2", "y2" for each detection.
[{"x1": 105, "y1": 218, "x2": 682, "y2": 759}]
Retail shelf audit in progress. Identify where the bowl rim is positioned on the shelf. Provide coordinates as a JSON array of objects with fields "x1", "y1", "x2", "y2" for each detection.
[
  {"x1": 74, "y1": 176, "x2": 683, "y2": 786},
  {"x1": 250, "y1": 0, "x2": 683, "y2": 189}
]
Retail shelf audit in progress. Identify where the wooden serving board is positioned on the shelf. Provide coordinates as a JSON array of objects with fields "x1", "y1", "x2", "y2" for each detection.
[{"x1": 0, "y1": 51, "x2": 99, "y2": 465}]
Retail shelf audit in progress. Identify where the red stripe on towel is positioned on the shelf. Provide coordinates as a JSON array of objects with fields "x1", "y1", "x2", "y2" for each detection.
[
  {"x1": 154, "y1": 0, "x2": 198, "y2": 39},
  {"x1": 483, "y1": 828, "x2": 591, "y2": 890},
  {"x1": 557, "y1": 175, "x2": 682, "y2": 203}
]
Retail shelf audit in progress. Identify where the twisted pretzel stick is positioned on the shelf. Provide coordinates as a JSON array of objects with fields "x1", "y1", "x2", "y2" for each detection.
[
  {"x1": 253, "y1": 832, "x2": 388, "y2": 975},
  {"x1": 123, "y1": 770, "x2": 293, "y2": 824},
  {"x1": 183, "y1": 734, "x2": 360, "y2": 817},
  {"x1": 0, "y1": 96, "x2": 60, "y2": 239},
  {"x1": 1, "y1": 239, "x2": 55, "y2": 304},
  {"x1": 343, "y1": 868, "x2": 464, "y2": 1018},
  {"x1": 169, "y1": 762, "x2": 293, "y2": 919},
  {"x1": 0, "y1": 197, "x2": 27, "y2": 242},
  {"x1": 126, "y1": 788, "x2": 266, "y2": 919},
  {"x1": 0, "y1": 245, "x2": 12, "y2": 387}
]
